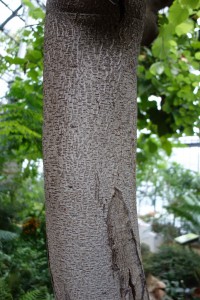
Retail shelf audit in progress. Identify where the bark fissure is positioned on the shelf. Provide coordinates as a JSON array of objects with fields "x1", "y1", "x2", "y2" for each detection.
[
  {"x1": 107, "y1": 187, "x2": 148, "y2": 300},
  {"x1": 129, "y1": 269, "x2": 136, "y2": 300},
  {"x1": 46, "y1": 236, "x2": 60, "y2": 300},
  {"x1": 64, "y1": 289, "x2": 71, "y2": 300},
  {"x1": 95, "y1": 173, "x2": 100, "y2": 204}
]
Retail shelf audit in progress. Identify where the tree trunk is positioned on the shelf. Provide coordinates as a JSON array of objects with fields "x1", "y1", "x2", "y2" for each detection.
[{"x1": 43, "y1": 0, "x2": 149, "y2": 299}]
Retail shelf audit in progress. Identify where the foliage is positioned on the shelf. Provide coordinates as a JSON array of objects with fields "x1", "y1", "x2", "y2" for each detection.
[
  {"x1": 0, "y1": 1, "x2": 44, "y2": 172},
  {"x1": 0, "y1": 278, "x2": 13, "y2": 300},
  {"x1": 142, "y1": 245, "x2": 200, "y2": 289},
  {"x1": 20, "y1": 287, "x2": 51, "y2": 300},
  {"x1": 137, "y1": 161, "x2": 200, "y2": 234},
  {"x1": 0, "y1": 212, "x2": 53, "y2": 299},
  {"x1": 163, "y1": 164, "x2": 200, "y2": 233},
  {"x1": 151, "y1": 221, "x2": 181, "y2": 243},
  {"x1": 0, "y1": 230, "x2": 18, "y2": 248},
  {"x1": 0, "y1": 277, "x2": 53, "y2": 300},
  {"x1": 137, "y1": 0, "x2": 200, "y2": 163},
  {"x1": 167, "y1": 193, "x2": 200, "y2": 233},
  {"x1": 164, "y1": 280, "x2": 197, "y2": 300}
]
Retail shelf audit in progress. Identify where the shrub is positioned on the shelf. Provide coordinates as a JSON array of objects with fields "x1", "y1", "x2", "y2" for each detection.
[{"x1": 142, "y1": 244, "x2": 200, "y2": 288}]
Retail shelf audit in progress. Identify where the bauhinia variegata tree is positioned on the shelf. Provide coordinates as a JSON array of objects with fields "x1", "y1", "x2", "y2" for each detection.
[{"x1": 43, "y1": 0, "x2": 169, "y2": 299}]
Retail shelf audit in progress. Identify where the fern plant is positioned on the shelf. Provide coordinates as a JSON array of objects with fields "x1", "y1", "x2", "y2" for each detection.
[
  {"x1": 0, "y1": 230, "x2": 18, "y2": 241},
  {"x1": 19, "y1": 287, "x2": 54, "y2": 300},
  {"x1": 0, "y1": 278, "x2": 13, "y2": 300},
  {"x1": 0, "y1": 230, "x2": 18, "y2": 248}
]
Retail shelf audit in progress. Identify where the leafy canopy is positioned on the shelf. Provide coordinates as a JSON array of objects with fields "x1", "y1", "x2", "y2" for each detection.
[{"x1": 137, "y1": 0, "x2": 200, "y2": 163}]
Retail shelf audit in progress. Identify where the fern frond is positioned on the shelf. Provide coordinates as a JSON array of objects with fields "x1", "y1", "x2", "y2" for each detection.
[
  {"x1": 0, "y1": 230, "x2": 18, "y2": 241},
  {"x1": 20, "y1": 288, "x2": 48, "y2": 300},
  {"x1": 0, "y1": 121, "x2": 41, "y2": 139},
  {"x1": 0, "y1": 278, "x2": 13, "y2": 300}
]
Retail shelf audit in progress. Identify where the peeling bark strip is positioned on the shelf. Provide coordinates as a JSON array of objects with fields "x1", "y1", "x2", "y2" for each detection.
[{"x1": 107, "y1": 188, "x2": 148, "y2": 300}]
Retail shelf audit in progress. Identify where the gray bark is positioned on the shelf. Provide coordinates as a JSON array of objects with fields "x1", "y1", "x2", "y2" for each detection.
[{"x1": 43, "y1": 0, "x2": 149, "y2": 299}]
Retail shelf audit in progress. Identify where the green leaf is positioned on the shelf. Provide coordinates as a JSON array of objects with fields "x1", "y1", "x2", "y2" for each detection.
[
  {"x1": 27, "y1": 69, "x2": 39, "y2": 80},
  {"x1": 21, "y1": 0, "x2": 34, "y2": 9},
  {"x1": 147, "y1": 139, "x2": 158, "y2": 153},
  {"x1": 29, "y1": 8, "x2": 45, "y2": 20},
  {"x1": 26, "y1": 50, "x2": 42, "y2": 62},
  {"x1": 150, "y1": 62, "x2": 164, "y2": 75},
  {"x1": 175, "y1": 21, "x2": 194, "y2": 36},
  {"x1": 195, "y1": 52, "x2": 200, "y2": 60},
  {"x1": 169, "y1": 2, "x2": 190, "y2": 26},
  {"x1": 180, "y1": 0, "x2": 200, "y2": 9},
  {"x1": 191, "y1": 41, "x2": 200, "y2": 49},
  {"x1": 152, "y1": 23, "x2": 175, "y2": 59},
  {"x1": 5, "y1": 56, "x2": 25, "y2": 65},
  {"x1": 161, "y1": 138, "x2": 172, "y2": 156}
]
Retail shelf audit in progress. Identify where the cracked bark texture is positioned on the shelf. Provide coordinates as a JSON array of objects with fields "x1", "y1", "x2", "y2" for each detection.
[{"x1": 43, "y1": 0, "x2": 149, "y2": 299}]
